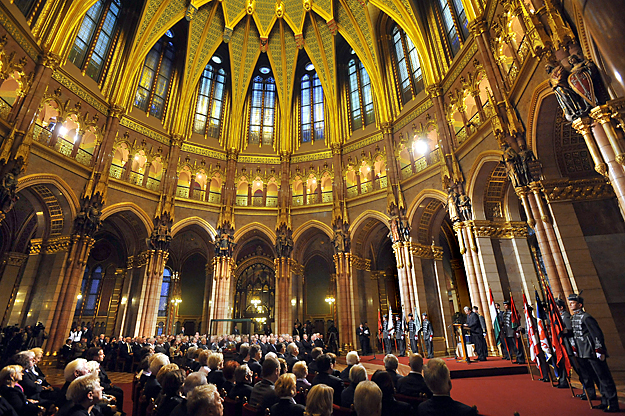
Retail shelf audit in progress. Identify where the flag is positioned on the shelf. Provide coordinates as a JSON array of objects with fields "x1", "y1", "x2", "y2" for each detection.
[
  {"x1": 534, "y1": 290, "x2": 552, "y2": 361},
  {"x1": 541, "y1": 278, "x2": 572, "y2": 374},
  {"x1": 489, "y1": 288, "x2": 501, "y2": 346},
  {"x1": 509, "y1": 292, "x2": 521, "y2": 330},
  {"x1": 388, "y1": 305, "x2": 394, "y2": 332},
  {"x1": 378, "y1": 309, "x2": 383, "y2": 340},
  {"x1": 523, "y1": 293, "x2": 540, "y2": 367},
  {"x1": 413, "y1": 308, "x2": 421, "y2": 333}
]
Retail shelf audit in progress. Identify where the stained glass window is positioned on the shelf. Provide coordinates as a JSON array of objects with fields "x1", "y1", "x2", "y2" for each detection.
[
  {"x1": 347, "y1": 57, "x2": 375, "y2": 131},
  {"x1": 134, "y1": 39, "x2": 175, "y2": 120},
  {"x1": 301, "y1": 70, "x2": 324, "y2": 144},
  {"x1": 248, "y1": 74, "x2": 276, "y2": 146},
  {"x1": 391, "y1": 26, "x2": 424, "y2": 104},
  {"x1": 158, "y1": 268, "x2": 172, "y2": 317}
]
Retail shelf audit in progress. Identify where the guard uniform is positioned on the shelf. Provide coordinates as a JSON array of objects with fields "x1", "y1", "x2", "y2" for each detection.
[
  {"x1": 395, "y1": 318, "x2": 405, "y2": 356},
  {"x1": 570, "y1": 299, "x2": 618, "y2": 411},
  {"x1": 382, "y1": 317, "x2": 391, "y2": 354},
  {"x1": 407, "y1": 315, "x2": 419, "y2": 355},
  {"x1": 422, "y1": 315, "x2": 434, "y2": 359}
]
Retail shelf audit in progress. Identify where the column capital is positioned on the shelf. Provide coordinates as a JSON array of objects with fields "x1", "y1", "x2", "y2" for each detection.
[
  {"x1": 330, "y1": 143, "x2": 342, "y2": 155},
  {"x1": 227, "y1": 148, "x2": 240, "y2": 160},
  {"x1": 380, "y1": 121, "x2": 393, "y2": 135},
  {"x1": 426, "y1": 84, "x2": 443, "y2": 98},
  {"x1": 571, "y1": 116, "x2": 593, "y2": 135},
  {"x1": 589, "y1": 105, "x2": 614, "y2": 125},
  {"x1": 39, "y1": 50, "x2": 60, "y2": 70},
  {"x1": 171, "y1": 134, "x2": 184, "y2": 148},
  {"x1": 108, "y1": 104, "x2": 125, "y2": 119},
  {"x1": 468, "y1": 17, "x2": 488, "y2": 36}
]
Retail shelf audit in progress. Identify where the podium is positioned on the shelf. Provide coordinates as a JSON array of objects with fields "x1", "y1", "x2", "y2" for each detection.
[{"x1": 453, "y1": 323, "x2": 471, "y2": 364}]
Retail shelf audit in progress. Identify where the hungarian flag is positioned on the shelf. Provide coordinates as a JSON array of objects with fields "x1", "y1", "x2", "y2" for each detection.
[
  {"x1": 523, "y1": 293, "x2": 540, "y2": 367},
  {"x1": 388, "y1": 305, "x2": 394, "y2": 333},
  {"x1": 542, "y1": 279, "x2": 572, "y2": 374},
  {"x1": 534, "y1": 290, "x2": 552, "y2": 361},
  {"x1": 378, "y1": 309, "x2": 383, "y2": 340},
  {"x1": 509, "y1": 292, "x2": 521, "y2": 330},
  {"x1": 489, "y1": 288, "x2": 501, "y2": 345}
]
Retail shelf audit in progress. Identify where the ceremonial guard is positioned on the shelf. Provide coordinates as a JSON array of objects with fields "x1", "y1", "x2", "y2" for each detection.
[
  {"x1": 422, "y1": 313, "x2": 434, "y2": 359},
  {"x1": 395, "y1": 315, "x2": 405, "y2": 356},
  {"x1": 568, "y1": 294, "x2": 619, "y2": 412},
  {"x1": 500, "y1": 301, "x2": 524, "y2": 363},
  {"x1": 407, "y1": 314, "x2": 420, "y2": 355},
  {"x1": 382, "y1": 315, "x2": 391, "y2": 354}
]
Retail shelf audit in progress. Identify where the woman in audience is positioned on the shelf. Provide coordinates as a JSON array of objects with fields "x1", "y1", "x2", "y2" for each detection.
[
  {"x1": 341, "y1": 364, "x2": 367, "y2": 408},
  {"x1": 144, "y1": 353, "x2": 171, "y2": 400},
  {"x1": 187, "y1": 384, "x2": 224, "y2": 416},
  {"x1": 371, "y1": 370, "x2": 412, "y2": 416},
  {"x1": 305, "y1": 384, "x2": 334, "y2": 416},
  {"x1": 293, "y1": 361, "x2": 311, "y2": 391},
  {"x1": 14, "y1": 350, "x2": 55, "y2": 403},
  {"x1": 157, "y1": 369, "x2": 186, "y2": 416},
  {"x1": 156, "y1": 363, "x2": 180, "y2": 385},
  {"x1": 222, "y1": 360, "x2": 239, "y2": 395},
  {"x1": 326, "y1": 353, "x2": 341, "y2": 378},
  {"x1": 0, "y1": 365, "x2": 40, "y2": 416},
  {"x1": 198, "y1": 349, "x2": 212, "y2": 375},
  {"x1": 207, "y1": 353, "x2": 226, "y2": 390},
  {"x1": 353, "y1": 381, "x2": 382, "y2": 416},
  {"x1": 270, "y1": 373, "x2": 305, "y2": 416}
]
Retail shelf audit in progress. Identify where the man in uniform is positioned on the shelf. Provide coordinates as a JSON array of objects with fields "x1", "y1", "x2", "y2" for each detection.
[
  {"x1": 499, "y1": 301, "x2": 524, "y2": 363},
  {"x1": 568, "y1": 294, "x2": 618, "y2": 412},
  {"x1": 464, "y1": 306, "x2": 486, "y2": 361},
  {"x1": 395, "y1": 315, "x2": 406, "y2": 357},
  {"x1": 422, "y1": 313, "x2": 434, "y2": 359},
  {"x1": 556, "y1": 298, "x2": 593, "y2": 392},
  {"x1": 407, "y1": 314, "x2": 420, "y2": 355},
  {"x1": 382, "y1": 315, "x2": 391, "y2": 354}
]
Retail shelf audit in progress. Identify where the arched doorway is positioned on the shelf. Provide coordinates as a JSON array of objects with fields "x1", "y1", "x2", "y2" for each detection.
[{"x1": 234, "y1": 260, "x2": 275, "y2": 334}]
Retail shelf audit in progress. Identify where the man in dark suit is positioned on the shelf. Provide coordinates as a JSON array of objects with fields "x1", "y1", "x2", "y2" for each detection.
[
  {"x1": 383, "y1": 354, "x2": 403, "y2": 388},
  {"x1": 118, "y1": 337, "x2": 134, "y2": 372},
  {"x1": 247, "y1": 345, "x2": 263, "y2": 377},
  {"x1": 311, "y1": 354, "x2": 343, "y2": 405},
  {"x1": 301, "y1": 334, "x2": 313, "y2": 361},
  {"x1": 396, "y1": 353, "x2": 432, "y2": 398},
  {"x1": 418, "y1": 358, "x2": 478, "y2": 416},
  {"x1": 463, "y1": 306, "x2": 487, "y2": 361},
  {"x1": 228, "y1": 364, "x2": 254, "y2": 401},
  {"x1": 285, "y1": 343, "x2": 299, "y2": 371},
  {"x1": 249, "y1": 358, "x2": 280, "y2": 413},
  {"x1": 85, "y1": 347, "x2": 124, "y2": 414}
]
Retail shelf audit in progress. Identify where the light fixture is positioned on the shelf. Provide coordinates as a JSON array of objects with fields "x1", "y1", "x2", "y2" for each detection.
[
  {"x1": 305, "y1": 62, "x2": 314, "y2": 71},
  {"x1": 312, "y1": 179, "x2": 316, "y2": 183},
  {"x1": 212, "y1": 55, "x2": 222, "y2": 64},
  {"x1": 251, "y1": 298, "x2": 261, "y2": 307},
  {"x1": 135, "y1": 155, "x2": 139, "y2": 160},
  {"x1": 197, "y1": 174, "x2": 202, "y2": 179},
  {"x1": 77, "y1": 294, "x2": 82, "y2": 300},
  {"x1": 121, "y1": 297, "x2": 127, "y2": 305},
  {"x1": 58, "y1": 126, "x2": 67, "y2": 136},
  {"x1": 325, "y1": 296, "x2": 335, "y2": 304},
  {"x1": 291, "y1": 299, "x2": 296, "y2": 306},
  {"x1": 366, "y1": 166, "x2": 371, "y2": 172},
  {"x1": 413, "y1": 139, "x2": 428, "y2": 155},
  {"x1": 259, "y1": 66, "x2": 271, "y2": 74}
]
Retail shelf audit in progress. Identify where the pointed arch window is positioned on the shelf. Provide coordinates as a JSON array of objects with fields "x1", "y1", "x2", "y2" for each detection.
[
  {"x1": 301, "y1": 71, "x2": 325, "y2": 144},
  {"x1": 76, "y1": 265, "x2": 103, "y2": 317},
  {"x1": 436, "y1": 0, "x2": 469, "y2": 57},
  {"x1": 193, "y1": 63, "x2": 228, "y2": 138},
  {"x1": 68, "y1": 0, "x2": 121, "y2": 81},
  {"x1": 158, "y1": 267, "x2": 172, "y2": 317},
  {"x1": 347, "y1": 57, "x2": 375, "y2": 131},
  {"x1": 249, "y1": 75, "x2": 276, "y2": 146},
  {"x1": 391, "y1": 26, "x2": 424, "y2": 105},
  {"x1": 134, "y1": 38, "x2": 176, "y2": 119}
]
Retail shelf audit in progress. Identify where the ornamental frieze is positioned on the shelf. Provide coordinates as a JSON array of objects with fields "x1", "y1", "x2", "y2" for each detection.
[
  {"x1": 471, "y1": 220, "x2": 529, "y2": 239},
  {"x1": 541, "y1": 178, "x2": 614, "y2": 202}
]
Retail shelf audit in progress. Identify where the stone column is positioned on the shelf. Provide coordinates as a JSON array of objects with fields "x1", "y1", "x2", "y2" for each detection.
[
  {"x1": 142, "y1": 161, "x2": 152, "y2": 188},
  {"x1": 334, "y1": 252, "x2": 355, "y2": 351},
  {"x1": 0, "y1": 252, "x2": 28, "y2": 326},
  {"x1": 273, "y1": 257, "x2": 292, "y2": 335},
  {"x1": 201, "y1": 263, "x2": 213, "y2": 334},
  {"x1": 209, "y1": 256, "x2": 233, "y2": 335},
  {"x1": 136, "y1": 249, "x2": 169, "y2": 337},
  {"x1": 433, "y1": 256, "x2": 454, "y2": 352}
]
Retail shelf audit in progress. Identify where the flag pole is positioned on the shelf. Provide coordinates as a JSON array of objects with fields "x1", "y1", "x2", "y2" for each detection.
[{"x1": 519, "y1": 331, "x2": 534, "y2": 380}]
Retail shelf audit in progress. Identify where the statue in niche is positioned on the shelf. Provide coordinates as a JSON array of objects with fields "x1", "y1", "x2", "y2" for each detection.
[
  {"x1": 501, "y1": 143, "x2": 533, "y2": 187},
  {"x1": 458, "y1": 194, "x2": 473, "y2": 222},
  {"x1": 546, "y1": 63, "x2": 589, "y2": 121},
  {"x1": 446, "y1": 188, "x2": 460, "y2": 223},
  {"x1": 332, "y1": 223, "x2": 350, "y2": 254}
]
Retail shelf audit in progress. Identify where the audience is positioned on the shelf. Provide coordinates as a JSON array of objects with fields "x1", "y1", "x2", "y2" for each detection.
[
  {"x1": 222, "y1": 360, "x2": 239, "y2": 394},
  {"x1": 145, "y1": 353, "x2": 170, "y2": 400},
  {"x1": 249, "y1": 356, "x2": 280, "y2": 411},
  {"x1": 207, "y1": 353, "x2": 226, "y2": 390},
  {"x1": 157, "y1": 369, "x2": 186, "y2": 416},
  {"x1": 353, "y1": 381, "x2": 383, "y2": 416},
  {"x1": 339, "y1": 351, "x2": 360, "y2": 381},
  {"x1": 270, "y1": 373, "x2": 305, "y2": 416},
  {"x1": 417, "y1": 358, "x2": 478, "y2": 416},
  {"x1": 311, "y1": 354, "x2": 343, "y2": 405},
  {"x1": 85, "y1": 346, "x2": 125, "y2": 413},
  {"x1": 228, "y1": 364, "x2": 253, "y2": 401},
  {"x1": 187, "y1": 384, "x2": 224, "y2": 416},
  {"x1": 396, "y1": 353, "x2": 432, "y2": 398},
  {"x1": 293, "y1": 361, "x2": 310, "y2": 391},
  {"x1": 0, "y1": 365, "x2": 40, "y2": 416},
  {"x1": 64, "y1": 374, "x2": 104, "y2": 416},
  {"x1": 305, "y1": 384, "x2": 334, "y2": 416},
  {"x1": 371, "y1": 370, "x2": 412, "y2": 416},
  {"x1": 341, "y1": 364, "x2": 367, "y2": 408},
  {"x1": 383, "y1": 354, "x2": 402, "y2": 388},
  {"x1": 171, "y1": 372, "x2": 207, "y2": 416}
]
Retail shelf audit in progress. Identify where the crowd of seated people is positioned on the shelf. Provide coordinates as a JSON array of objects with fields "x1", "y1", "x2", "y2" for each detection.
[{"x1": 0, "y1": 324, "x2": 478, "y2": 416}]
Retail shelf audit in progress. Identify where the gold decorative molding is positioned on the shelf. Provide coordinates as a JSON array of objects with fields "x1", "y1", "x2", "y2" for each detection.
[
  {"x1": 2, "y1": 252, "x2": 28, "y2": 267},
  {"x1": 541, "y1": 178, "x2": 615, "y2": 202},
  {"x1": 370, "y1": 270, "x2": 385, "y2": 280},
  {"x1": 410, "y1": 243, "x2": 443, "y2": 260},
  {"x1": 470, "y1": 220, "x2": 529, "y2": 239},
  {"x1": 352, "y1": 256, "x2": 371, "y2": 271},
  {"x1": 289, "y1": 259, "x2": 304, "y2": 275},
  {"x1": 29, "y1": 236, "x2": 72, "y2": 255}
]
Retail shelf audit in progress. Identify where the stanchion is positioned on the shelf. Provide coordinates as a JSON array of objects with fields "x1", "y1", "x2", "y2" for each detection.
[{"x1": 519, "y1": 333, "x2": 534, "y2": 380}]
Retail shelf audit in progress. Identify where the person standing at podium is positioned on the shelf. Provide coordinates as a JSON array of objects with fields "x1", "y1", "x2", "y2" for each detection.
[{"x1": 463, "y1": 306, "x2": 487, "y2": 361}]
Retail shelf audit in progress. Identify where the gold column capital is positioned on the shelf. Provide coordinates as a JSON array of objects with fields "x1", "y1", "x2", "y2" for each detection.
[
  {"x1": 571, "y1": 116, "x2": 593, "y2": 135},
  {"x1": 427, "y1": 84, "x2": 443, "y2": 98},
  {"x1": 589, "y1": 105, "x2": 614, "y2": 125},
  {"x1": 39, "y1": 50, "x2": 60, "y2": 70},
  {"x1": 468, "y1": 18, "x2": 488, "y2": 36}
]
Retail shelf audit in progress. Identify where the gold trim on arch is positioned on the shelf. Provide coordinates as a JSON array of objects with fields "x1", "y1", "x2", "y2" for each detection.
[
  {"x1": 233, "y1": 222, "x2": 276, "y2": 245},
  {"x1": 292, "y1": 220, "x2": 333, "y2": 244},
  {"x1": 348, "y1": 210, "x2": 390, "y2": 240},
  {"x1": 17, "y1": 174, "x2": 80, "y2": 220},
  {"x1": 405, "y1": 189, "x2": 447, "y2": 226},
  {"x1": 100, "y1": 202, "x2": 154, "y2": 236},
  {"x1": 171, "y1": 216, "x2": 217, "y2": 240}
]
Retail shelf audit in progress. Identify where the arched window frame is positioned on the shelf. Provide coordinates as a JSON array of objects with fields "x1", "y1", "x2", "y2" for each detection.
[
  {"x1": 134, "y1": 37, "x2": 176, "y2": 120},
  {"x1": 158, "y1": 267, "x2": 172, "y2": 317},
  {"x1": 76, "y1": 265, "x2": 104, "y2": 317},
  {"x1": 193, "y1": 60, "x2": 228, "y2": 138},
  {"x1": 68, "y1": 0, "x2": 121, "y2": 81},
  {"x1": 391, "y1": 26, "x2": 425, "y2": 105},
  {"x1": 346, "y1": 55, "x2": 375, "y2": 132},
  {"x1": 435, "y1": 0, "x2": 469, "y2": 58},
  {"x1": 300, "y1": 69, "x2": 325, "y2": 144},
  {"x1": 248, "y1": 73, "x2": 276, "y2": 147}
]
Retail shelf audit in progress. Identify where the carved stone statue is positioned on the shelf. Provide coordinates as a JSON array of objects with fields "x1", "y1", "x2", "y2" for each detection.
[
  {"x1": 275, "y1": 226, "x2": 293, "y2": 258},
  {"x1": 446, "y1": 189, "x2": 460, "y2": 223},
  {"x1": 458, "y1": 194, "x2": 473, "y2": 222},
  {"x1": 149, "y1": 212, "x2": 173, "y2": 251},
  {"x1": 332, "y1": 223, "x2": 350, "y2": 254},
  {"x1": 546, "y1": 63, "x2": 589, "y2": 121},
  {"x1": 568, "y1": 55, "x2": 600, "y2": 108},
  {"x1": 214, "y1": 227, "x2": 235, "y2": 257},
  {"x1": 0, "y1": 166, "x2": 20, "y2": 216},
  {"x1": 502, "y1": 143, "x2": 526, "y2": 187},
  {"x1": 74, "y1": 192, "x2": 104, "y2": 237}
]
